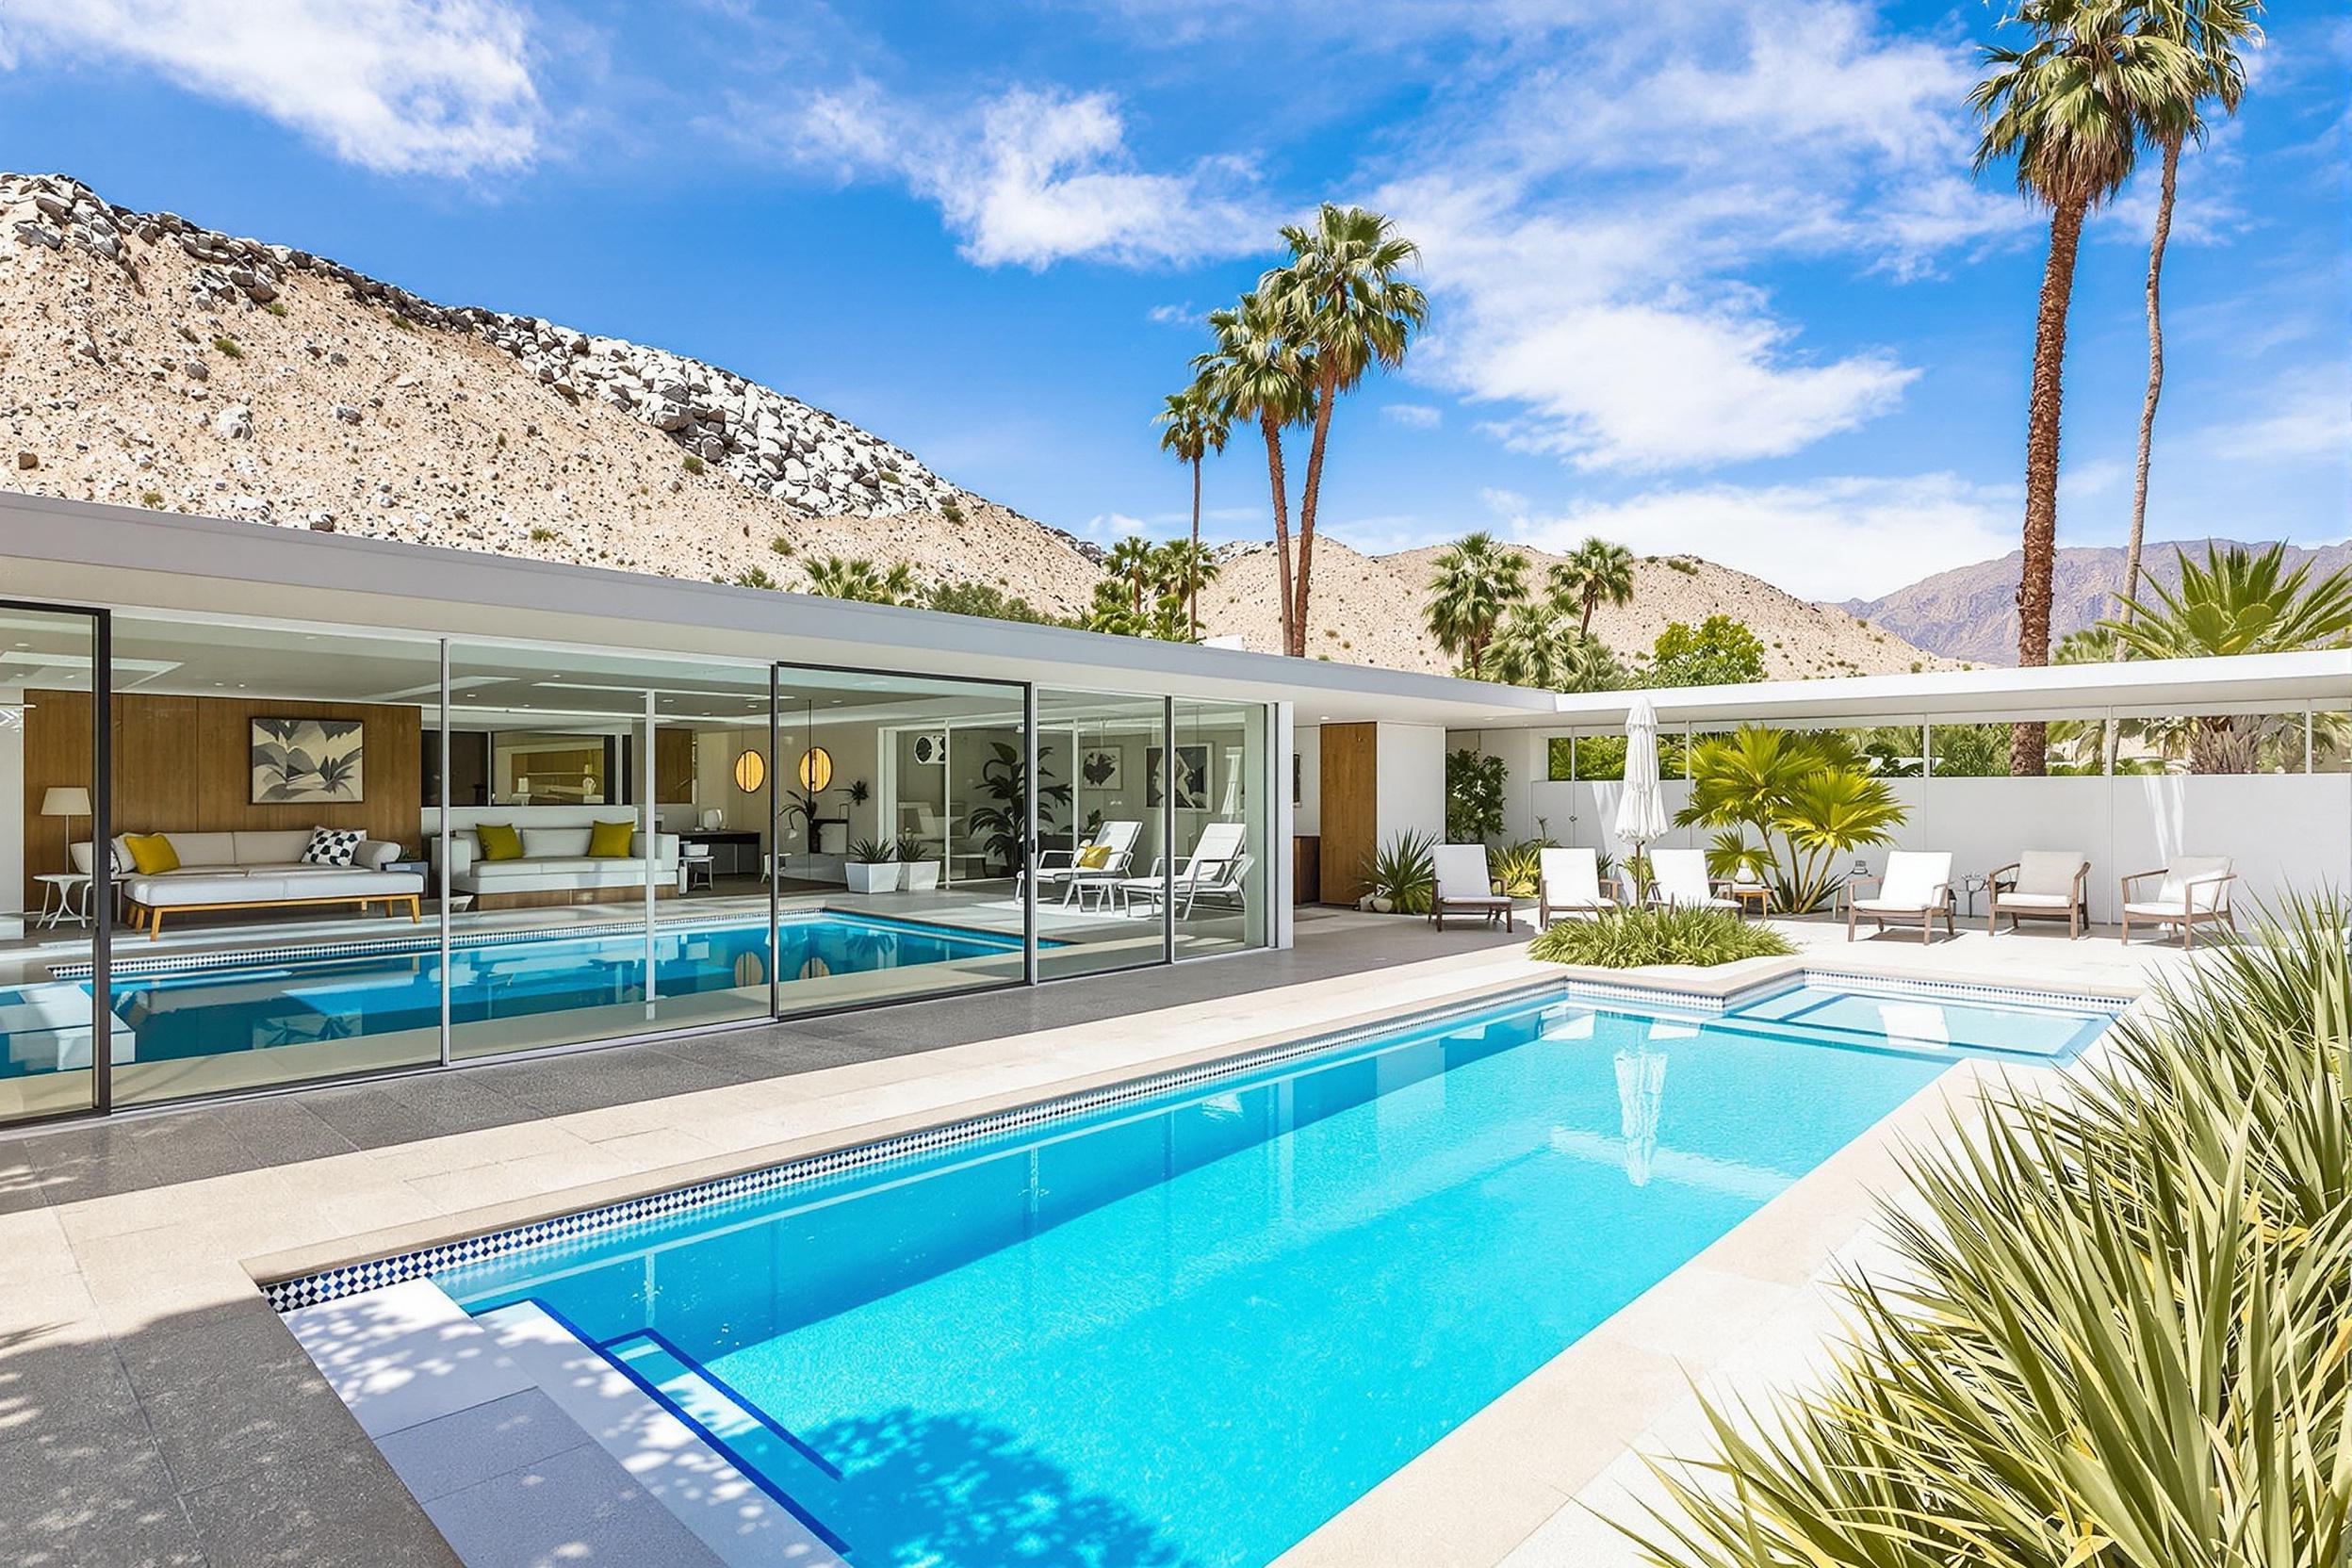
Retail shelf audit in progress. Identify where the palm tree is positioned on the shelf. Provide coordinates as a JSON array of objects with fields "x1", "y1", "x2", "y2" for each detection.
[
  {"x1": 805, "y1": 556, "x2": 924, "y2": 606},
  {"x1": 1103, "y1": 535, "x2": 1158, "y2": 617},
  {"x1": 1550, "y1": 538, "x2": 1637, "y2": 634},
  {"x1": 2121, "y1": 0, "x2": 2259, "y2": 629},
  {"x1": 1484, "y1": 602, "x2": 1625, "y2": 693},
  {"x1": 1972, "y1": 0, "x2": 2197, "y2": 774},
  {"x1": 1423, "y1": 531, "x2": 1530, "y2": 678},
  {"x1": 2103, "y1": 542, "x2": 2352, "y2": 771},
  {"x1": 1196, "y1": 292, "x2": 1315, "y2": 655},
  {"x1": 1266, "y1": 204, "x2": 1427, "y2": 658},
  {"x1": 1154, "y1": 384, "x2": 1231, "y2": 637},
  {"x1": 1155, "y1": 539, "x2": 1219, "y2": 639}
]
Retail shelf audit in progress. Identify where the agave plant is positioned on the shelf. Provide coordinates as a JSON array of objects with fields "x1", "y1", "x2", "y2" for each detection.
[
  {"x1": 1621, "y1": 894, "x2": 2352, "y2": 1568},
  {"x1": 1362, "y1": 829, "x2": 1436, "y2": 915}
]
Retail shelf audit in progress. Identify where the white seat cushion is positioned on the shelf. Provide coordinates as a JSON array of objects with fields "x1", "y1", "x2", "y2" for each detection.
[
  {"x1": 1995, "y1": 891, "x2": 2074, "y2": 909},
  {"x1": 1852, "y1": 898, "x2": 1936, "y2": 916},
  {"x1": 2124, "y1": 901, "x2": 2216, "y2": 921},
  {"x1": 2156, "y1": 856, "x2": 2232, "y2": 911}
]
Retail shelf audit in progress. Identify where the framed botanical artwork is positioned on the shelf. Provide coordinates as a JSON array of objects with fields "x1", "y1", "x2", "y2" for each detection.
[
  {"x1": 1080, "y1": 746, "x2": 1123, "y2": 792},
  {"x1": 252, "y1": 717, "x2": 365, "y2": 804},
  {"x1": 1149, "y1": 743, "x2": 1213, "y2": 809}
]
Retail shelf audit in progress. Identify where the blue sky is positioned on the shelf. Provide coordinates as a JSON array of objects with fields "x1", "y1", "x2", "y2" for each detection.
[{"x1": 0, "y1": 0, "x2": 2343, "y2": 599}]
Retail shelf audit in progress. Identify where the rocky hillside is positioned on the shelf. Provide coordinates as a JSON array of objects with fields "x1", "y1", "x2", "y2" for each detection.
[
  {"x1": 1841, "y1": 538, "x2": 2352, "y2": 664},
  {"x1": 1201, "y1": 539, "x2": 1956, "y2": 679},
  {"x1": 0, "y1": 171, "x2": 1104, "y2": 610},
  {"x1": 0, "y1": 169, "x2": 1948, "y2": 682}
]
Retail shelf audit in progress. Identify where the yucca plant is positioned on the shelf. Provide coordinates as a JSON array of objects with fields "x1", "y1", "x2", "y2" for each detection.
[
  {"x1": 1620, "y1": 894, "x2": 2352, "y2": 1568},
  {"x1": 1363, "y1": 829, "x2": 1437, "y2": 915},
  {"x1": 1528, "y1": 906, "x2": 1795, "y2": 969}
]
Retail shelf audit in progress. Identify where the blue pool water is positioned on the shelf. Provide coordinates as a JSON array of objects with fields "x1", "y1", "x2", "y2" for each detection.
[
  {"x1": 438, "y1": 984, "x2": 2111, "y2": 1567},
  {"x1": 0, "y1": 914, "x2": 1022, "y2": 1074}
]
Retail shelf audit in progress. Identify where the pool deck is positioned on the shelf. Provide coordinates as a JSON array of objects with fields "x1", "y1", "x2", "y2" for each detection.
[{"x1": 0, "y1": 910, "x2": 2206, "y2": 1568}]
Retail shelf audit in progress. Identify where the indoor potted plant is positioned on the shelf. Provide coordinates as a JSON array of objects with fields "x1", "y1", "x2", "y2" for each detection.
[
  {"x1": 845, "y1": 837, "x2": 901, "y2": 893},
  {"x1": 895, "y1": 835, "x2": 939, "y2": 891}
]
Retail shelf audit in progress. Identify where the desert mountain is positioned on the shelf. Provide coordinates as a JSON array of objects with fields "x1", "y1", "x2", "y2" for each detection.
[
  {"x1": 1840, "y1": 538, "x2": 2352, "y2": 665},
  {"x1": 0, "y1": 170, "x2": 1947, "y2": 682}
]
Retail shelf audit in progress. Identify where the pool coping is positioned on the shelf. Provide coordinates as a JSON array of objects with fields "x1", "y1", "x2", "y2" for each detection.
[{"x1": 233, "y1": 950, "x2": 2141, "y2": 1568}]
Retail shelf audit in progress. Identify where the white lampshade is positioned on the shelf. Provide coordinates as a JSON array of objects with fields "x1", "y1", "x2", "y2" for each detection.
[{"x1": 41, "y1": 786, "x2": 90, "y2": 817}]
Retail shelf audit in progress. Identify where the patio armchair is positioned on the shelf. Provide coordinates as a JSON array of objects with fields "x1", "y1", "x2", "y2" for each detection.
[
  {"x1": 1842, "y1": 851, "x2": 1955, "y2": 946},
  {"x1": 1537, "y1": 846, "x2": 1614, "y2": 929},
  {"x1": 1430, "y1": 843, "x2": 1514, "y2": 932},
  {"x1": 1986, "y1": 850, "x2": 2090, "y2": 939},
  {"x1": 2119, "y1": 856, "x2": 2236, "y2": 949},
  {"x1": 1645, "y1": 849, "x2": 1741, "y2": 913}
]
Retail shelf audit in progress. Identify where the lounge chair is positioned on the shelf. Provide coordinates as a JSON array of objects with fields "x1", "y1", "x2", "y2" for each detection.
[
  {"x1": 1118, "y1": 822, "x2": 1245, "y2": 920},
  {"x1": 1537, "y1": 846, "x2": 1614, "y2": 929},
  {"x1": 1843, "y1": 851, "x2": 1955, "y2": 945},
  {"x1": 1646, "y1": 849, "x2": 1740, "y2": 913},
  {"x1": 2119, "y1": 857, "x2": 2236, "y2": 948},
  {"x1": 1987, "y1": 851, "x2": 2090, "y2": 939},
  {"x1": 1430, "y1": 843, "x2": 1514, "y2": 932},
  {"x1": 1032, "y1": 820, "x2": 1140, "y2": 906}
]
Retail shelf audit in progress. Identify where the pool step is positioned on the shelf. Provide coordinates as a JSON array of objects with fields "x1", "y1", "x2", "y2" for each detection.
[{"x1": 600, "y1": 1331, "x2": 861, "y2": 1560}]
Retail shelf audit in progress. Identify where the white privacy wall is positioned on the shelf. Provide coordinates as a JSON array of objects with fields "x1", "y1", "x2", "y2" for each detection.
[
  {"x1": 1375, "y1": 723, "x2": 1446, "y2": 847},
  {"x1": 1518, "y1": 766, "x2": 2350, "y2": 923}
]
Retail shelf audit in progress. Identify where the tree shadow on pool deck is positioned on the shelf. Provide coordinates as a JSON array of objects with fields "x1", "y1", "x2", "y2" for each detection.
[{"x1": 812, "y1": 1406, "x2": 1203, "y2": 1568}]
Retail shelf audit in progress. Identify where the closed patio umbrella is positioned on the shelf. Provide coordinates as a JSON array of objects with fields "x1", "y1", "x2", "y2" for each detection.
[{"x1": 1613, "y1": 694, "x2": 1667, "y2": 858}]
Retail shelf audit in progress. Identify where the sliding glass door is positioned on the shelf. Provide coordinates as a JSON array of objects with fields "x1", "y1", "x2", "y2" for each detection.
[{"x1": 1036, "y1": 688, "x2": 1169, "y2": 978}]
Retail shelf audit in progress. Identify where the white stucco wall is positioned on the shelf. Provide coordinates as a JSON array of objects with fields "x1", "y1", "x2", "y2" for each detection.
[{"x1": 1374, "y1": 723, "x2": 1446, "y2": 847}]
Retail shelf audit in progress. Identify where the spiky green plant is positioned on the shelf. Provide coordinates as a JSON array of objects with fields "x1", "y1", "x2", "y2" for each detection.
[
  {"x1": 1363, "y1": 829, "x2": 1437, "y2": 915},
  {"x1": 1620, "y1": 893, "x2": 2352, "y2": 1568},
  {"x1": 1488, "y1": 838, "x2": 1552, "y2": 900},
  {"x1": 1528, "y1": 906, "x2": 1795, "y2": 969}
]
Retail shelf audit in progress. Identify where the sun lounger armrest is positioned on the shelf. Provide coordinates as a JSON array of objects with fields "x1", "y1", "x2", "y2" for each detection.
[
  {"x1": 2118, "y1": 868, "x2": 2169, "y2": 890},
  {"x1": 1841, "y1": 873, "x2": 1881, "y2": 913}
]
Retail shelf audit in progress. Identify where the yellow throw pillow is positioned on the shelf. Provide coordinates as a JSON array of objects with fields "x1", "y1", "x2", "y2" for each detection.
[
  {"x1": 123, "y1": 833, "x2": 180, "y2": 874},
  {"x1": 1076, "y1": 842, "x2": 1114, "y2": 870},
  {"x1": 475, "y1": 823, "x2": 524, "y2": 861},
  {"x1": 587, "y1": 820, "x2": 636, "y2": 858}
]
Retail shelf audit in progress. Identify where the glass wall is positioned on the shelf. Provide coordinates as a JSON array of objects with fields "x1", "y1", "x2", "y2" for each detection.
[
  {"x1": 1037, "y1": 689, "x2": 1168, "y2": 978},
  {"x1": 0, "y1": 599, "x2": 1280, "y2": 1125},
  {"x1": 109, "y1": 615, "x2": 447, "y2": 1105},
  {"x1": 1, "y1": 605, "x2": 102, "y2": 1122}
]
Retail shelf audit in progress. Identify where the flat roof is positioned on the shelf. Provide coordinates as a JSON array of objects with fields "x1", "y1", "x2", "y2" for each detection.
[{"x1": 2, "y1": 492, "x2": 2344, "y2": 726}]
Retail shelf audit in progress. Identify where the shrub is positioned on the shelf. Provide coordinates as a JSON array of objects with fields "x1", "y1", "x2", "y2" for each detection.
[
  {"x1": 1446, "y1": 748, "x2": 1508, "y2": 843},
  {"x1": 1488, "y1": 839, "x2": 1551, "y2": 899},
  {"x1": 681, "y1": 454, "x2": 705, "y2": 474},
  {"x1": 265, "y1": 301, "x2": 288, "y2": 318},
  {"x1": 139, "y1": 490, "x2": 165, "y2": 509},
  {"x1": 1363, "y1": 830, "x2": 1437, "y2": 915},
  {"x1": 1528, "y1": 906, "x2": 1794, "y2": 968},
  {"x1": 939, "y1": 498, "x2": 964, "y2": 523},
  {"x1": 1623, "y1": 895, "x2": 2352, "y2": 1567},
  {"x1": 527, "y1": 525, "x2": 559, "y2": 544},
  {"x1": 210, "y1": 335, "x2": 242, "y2": 359},
  {"x1": 770, "y1": 534, "x2": 793, "y2": 557},
  {"x1": 733, "y1": 565, "x2": 779, "y2": 590}
]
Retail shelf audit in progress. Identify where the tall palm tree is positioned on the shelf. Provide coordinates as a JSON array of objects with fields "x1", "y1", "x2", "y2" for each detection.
[
  {"x1": 1196, "y1": 292, "x2": 1315, "y2": 654},
  {"x1": 1550, "y1": 538, "x2": 1637, "y2": 634},
  {"x1": 1266, "y1": 204, "x2": 1427, "y2": 658},
  {"x1": 1153, "y1": 384, "x2": 1232, "y2": 638},
  {"x1": 1971, "y1": 0, "x2": 2196, "y2": 774},
  {"x1": 1422, "y1": 531, "x2": 1530, "y2": 678},
  {"x1": 2120, "y1": 0, "x2": 2260, "y2": 629},
  {"x1": 1103, "y1": 535, "x2": 1158, "y2": 617}
]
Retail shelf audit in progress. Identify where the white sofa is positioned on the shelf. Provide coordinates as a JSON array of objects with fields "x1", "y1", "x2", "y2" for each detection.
[
  {"x1": 434, "y1": 823, "x2": 682, "y2": 909},
  {"x1": 74, "y1": 830, "x2": 421, "y2": 939}
]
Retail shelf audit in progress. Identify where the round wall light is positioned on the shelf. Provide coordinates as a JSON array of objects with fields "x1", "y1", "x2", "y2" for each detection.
[
  {"x1": 797, "y1": 746, "x2": 834, "y2": 793},
  {"x1": 732, "y1": 748, "x2": 767, "y2": 792}
]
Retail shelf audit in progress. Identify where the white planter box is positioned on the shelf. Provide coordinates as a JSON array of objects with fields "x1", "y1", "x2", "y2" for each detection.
[
  {"x1": 900, "y1": 860, "x2": 940, "y2": 891},
  {"x1": 844, "y1": 862, "x2": 900, "y2": 893}
]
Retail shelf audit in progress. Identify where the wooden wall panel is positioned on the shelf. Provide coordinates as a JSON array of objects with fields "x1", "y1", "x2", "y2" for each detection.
[
  {"x1": 23, "y1": 691, "x2": 423, "y2": 905},
  {"x1": 1317, "y1": 722, "x2": 1378, "y2": 906},
  {"x1": 656, "y1": 729, "x2": 696, "y2": 803}
]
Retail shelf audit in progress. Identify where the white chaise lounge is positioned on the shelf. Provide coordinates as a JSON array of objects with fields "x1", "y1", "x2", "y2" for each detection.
[
  {"x1": 1031, "y1": 820, "x2": 1141, "y2": 906},
  {"x1": 1430, "y1": 844, "x2": 1513, "y2": 932},
  {"x1": 2119, "y1": 857, "x2": 2236, "y2": 948},
  {"x1": 77, "y1": 830, "x2": 421, "y2": 939},
  {"x1": 1537, "y1": 846, "x2": 1613, "y2": 929},
  {"x1": 1118, "y1": 822, "x2": 1245, "y2": 920},
  {"x1": 1843, "y1": 850, "x2": 1955, "y2": 945},
  {"x1": 1646, "y1": 849, "x2": 1741, "y2": 913},
  {"x1": 1988, "y1": 850, "x2": 2091, "y2": 939}
]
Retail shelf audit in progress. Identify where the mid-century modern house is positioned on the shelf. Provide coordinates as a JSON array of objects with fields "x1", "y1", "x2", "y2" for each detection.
[{"x1": 3, "y1": 490, "x2": 2346, "y2": 1127}]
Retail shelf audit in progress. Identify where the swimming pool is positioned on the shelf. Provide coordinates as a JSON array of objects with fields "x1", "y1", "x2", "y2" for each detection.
[
  {"x1": 430, "y1": 980, "x2": 2115, "y2": 1567},
  {"x1": 0, "y1": 913, "x2": 1024, "y2": 1076}
]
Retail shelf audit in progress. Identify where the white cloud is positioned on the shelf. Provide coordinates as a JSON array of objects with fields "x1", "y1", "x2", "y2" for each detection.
[
  {"x1": 1382, "y1": 402, "x2": 1443, "y2": 429},
  {"x1": 1482, "y1": 473, "x2": 2017, "y2": 600},
  {"x1": 786, "y1": 82, "x2": 1274, "y2": 270},
  {"x1": 0, "y1": 0, "x2": 541, "y2": 176},
  {"x1": 1148, "y1": 302, "x2": 1199, "y2": 327},
  {"x1": 2203, "y1": 369, "x2": 2352, "y2": 462}
]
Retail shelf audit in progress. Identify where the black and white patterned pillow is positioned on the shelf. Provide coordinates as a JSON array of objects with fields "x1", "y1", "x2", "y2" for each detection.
[{"x1": 301, "y1": 827, "x2": 365, "y2": 866}]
